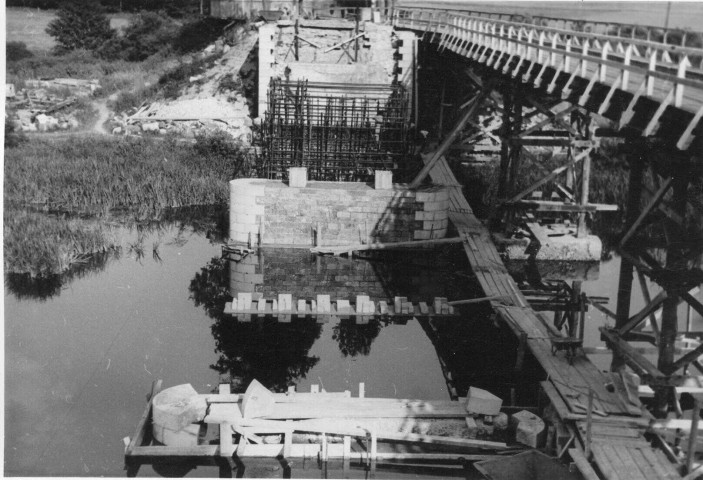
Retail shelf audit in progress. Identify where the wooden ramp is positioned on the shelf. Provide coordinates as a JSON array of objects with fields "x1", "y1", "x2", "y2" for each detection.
[{"x1": 425, "y1": 155, "x2": 681, "y2": 480}]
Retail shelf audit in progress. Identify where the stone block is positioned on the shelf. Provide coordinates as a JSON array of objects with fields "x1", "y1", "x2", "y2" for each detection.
[
  {"x1": 375, "y1": 170, "x2": 393, "y2": 190},
  {"x1": 241, "y1": 380, "x2": 276, "y2": 419},
  {"x1": 465, "y1": 386, "x2": 502, "y2": 416},
  {"x1": 511, "y1": 410, "x2": 546, "y2": 448},
  {"x1": 289, "y1": 167, "x2": 307, "y2": 188},
  {"x1": 152, "y1": 384, "x2": 207, "y2": 432},
  {"x1": 414, "y1": 230, "x2": 432, "y2": 240},
  {"x1": 297, "y1": 299, "x2": 307, "y2": 314}
]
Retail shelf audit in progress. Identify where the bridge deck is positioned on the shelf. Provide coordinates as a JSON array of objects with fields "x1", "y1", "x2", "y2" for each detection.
[{"x1": 425, "y1": 155, "x2": 681, "y2": 479}]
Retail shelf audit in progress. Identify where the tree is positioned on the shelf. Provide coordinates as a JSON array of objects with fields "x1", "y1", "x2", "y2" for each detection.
[{"x1": 46, "y1": 0, "x2": 115, "y2": 54}]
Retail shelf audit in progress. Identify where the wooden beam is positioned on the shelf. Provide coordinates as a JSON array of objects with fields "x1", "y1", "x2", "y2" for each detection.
[
  {"x1": 687, "y1": 398, "x2": 701, "y2": 475},
  {"x1": 310, "y1": 237, "x2": 463, "y2": 255},
  {"x1": 600, "y1": 327, "x2": 665, "y2": 379},
  {"x1": 323, "y1": 33, "x2": 365, "y2": 53},
  {"x1": 525, "y1": 96, "x2": 580, "y2": 135},
  {"x1": 503, "y1": 148, "x2": 593, "y2": 205},
  {"x1": 682, "y1": 292, "x2": 703, "y2": 319},
  {"x1": 506, "y1": 200, "x2": 618, "y2": 212},
  {"x1": 519, "y1": 105, "x2": 578, "y2": 138},
  {"x1": 126, "y1": 379, "x2": 163, "y2": 455},
  {"x1": 617, "y1": 290, "x2": 668, "y2": 336},
  {"x1": 667, "y1": 343, "x2": 703, "y2": 374},
  {"x1": 619, "y1": 177, "x2": 673, "y2": 247},
  {"x1": 409, "y1": 84, "x2": 492, "y2": 188},
  {"x1": 636, "y1": 269, "x2": 660, "y2": 343}
]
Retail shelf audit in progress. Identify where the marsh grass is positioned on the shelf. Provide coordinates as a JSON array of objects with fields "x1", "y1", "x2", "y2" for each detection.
[
  {"x1": 5, "y1": 134, "x2": 248, "y2": 216},
  {"x1": 4, "y1": 209, "x2": 120, "y2": 277},
  {"x1": 4, "y1": 133, "x2": 242, "y2": 277}
]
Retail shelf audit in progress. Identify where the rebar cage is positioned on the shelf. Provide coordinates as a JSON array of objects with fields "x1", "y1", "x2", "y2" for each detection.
[{"x1": 261, "y1": 78, "x2": 410, "y2": 182}]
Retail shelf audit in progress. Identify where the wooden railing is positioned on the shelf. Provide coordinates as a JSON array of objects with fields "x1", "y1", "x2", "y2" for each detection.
[
  {"x1": 393, "y1": 8, "x2": 703, "y2": 149},
  {"x1": 401, "y1": 6, "x2": 701, "y2": 48}
]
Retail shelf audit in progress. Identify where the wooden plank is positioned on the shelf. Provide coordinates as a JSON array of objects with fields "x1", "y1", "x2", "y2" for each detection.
[
  {"x1": 640, "y1": 447, "x2": 680, "y2": 479},
  {"x1": 129, "y1": 445, "x2": 220, "y2": 457},
  {"x1": 600, "y1": 443, "x2": 640, "y2": 480},
  {"x1": 628, "y1": 447, "x2": 664, "y2": 479},
  {"x1": 569, "y1": 448, "x2": 601, "y2": 480},
  {"x1": 591, "y1": 444, "x2": 620, "y2": 480},
  {"x1": 611, "y1": 444, "x2": 651, "y2": 480},
  {"x1": 126, "y1": 379, "x2": 163, "y2": 454}
]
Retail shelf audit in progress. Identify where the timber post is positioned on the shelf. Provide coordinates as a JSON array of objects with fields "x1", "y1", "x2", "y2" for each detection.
[
  {"x1": 612, "y1": 143, "x2": 645, "y2": 372},
  {"x1": 654, "y1": 170, "x2": 692, "y2": 417}
]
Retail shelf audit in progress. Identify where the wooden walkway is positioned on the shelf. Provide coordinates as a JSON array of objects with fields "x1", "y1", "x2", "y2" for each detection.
[{"x1": 425, "y1": 154, "x2": 681, "y2": 480}]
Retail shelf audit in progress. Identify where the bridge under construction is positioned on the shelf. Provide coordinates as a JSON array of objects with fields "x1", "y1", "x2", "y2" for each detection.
[{"x1": 126, "y1": 4, "x2": 703, "y2": 479}]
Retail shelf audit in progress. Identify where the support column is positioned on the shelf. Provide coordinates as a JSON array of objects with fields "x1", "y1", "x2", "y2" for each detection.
[
  {"x1": 497, "y1": 87, "x2": 513, "y2": 202},
  {"x1": 654, "y1": 172, "x2": 691, "y2": 417},
  {"x1": 612, "y1": 144, "x2": 645, "y2": 372}
]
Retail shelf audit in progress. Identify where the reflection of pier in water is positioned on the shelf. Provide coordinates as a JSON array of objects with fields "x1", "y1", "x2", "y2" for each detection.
[{"x1": 225, "y1": 246, "x2": 549, "y2": 405}]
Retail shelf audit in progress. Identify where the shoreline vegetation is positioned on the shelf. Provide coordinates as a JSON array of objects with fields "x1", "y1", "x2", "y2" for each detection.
[{"x1": 4, "y1": 133, "x2": 248, "y2": 277}]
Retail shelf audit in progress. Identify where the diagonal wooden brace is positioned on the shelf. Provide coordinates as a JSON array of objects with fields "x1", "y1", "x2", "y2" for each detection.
[{"x1": 409, "y1": 84, "x2": 492, "y2": 189}]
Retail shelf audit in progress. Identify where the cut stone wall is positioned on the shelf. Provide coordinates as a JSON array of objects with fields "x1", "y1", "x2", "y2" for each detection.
[
  {"x1": 229, "y1": 248, "x2": 463, "y2": 302},
  {"x1": 229, "y1": 178, "x2": 449, "y2": 247}
]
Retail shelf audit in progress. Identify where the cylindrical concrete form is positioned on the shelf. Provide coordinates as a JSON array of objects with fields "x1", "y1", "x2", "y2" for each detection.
[{"x1": 229, "y1": 179, "x2": 267, "y2": 245}]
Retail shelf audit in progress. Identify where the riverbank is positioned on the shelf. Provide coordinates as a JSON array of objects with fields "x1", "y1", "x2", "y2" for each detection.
[{"x1": 3, "y1": 133, "x2": 248, "y2": 276}]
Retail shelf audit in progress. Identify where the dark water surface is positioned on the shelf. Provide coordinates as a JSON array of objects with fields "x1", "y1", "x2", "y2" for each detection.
[{"x1": 5, "y1": 223, "x2": 501, "y2": 477}]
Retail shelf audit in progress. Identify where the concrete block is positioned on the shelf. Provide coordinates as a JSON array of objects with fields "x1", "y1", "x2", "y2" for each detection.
[
  {"x1": 289, "y1": 167, "x2": 307, "y2": 188},
  {"x1": 278, "y1": 294, "x2": 292, "y2": 311},
  {"x1": 336, "y1": 299, "x2": 352, "y2": 314},
  {"x1": 317, "y1": 295, "x2": 331, "y2": 313},
  {"x1": 241, "y1": 380, "x2": 275, "y2": 419},
  {"x1": 465, "y1": 386, "x2": 502, "y2": 416},
  {"x1": 375, "y1": 170, "x2": 393, "y2": 190},
  {"x1": 237, "y1": 292, "x2": 252, "y2": 310},
  {"x1": 511, "y1": 410, "x2": 546, "y2": 448},
  {"x1": 152, "y1": 384, "x2": 207, "y2": 432},
  {"x1": 356, "y1": 295, "x2": 370, "y2": 314},
  {"x1": 297, "y1": 299, "x2": 306, "y2": 314}
]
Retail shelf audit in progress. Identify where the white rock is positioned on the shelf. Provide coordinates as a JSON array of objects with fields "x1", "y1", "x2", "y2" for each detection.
[
  {"x1": 152, "y1": 384, "x2": 207, "y2": 432},
  {"x1": 511, "y1": 410, "x2": 546, "y2": 448},
  {"x1": 494, "y1": 412, "x2": 509, "y2": 430},
  {"x1": 465, "y1": 387, "x2": 503, "y2": 416},
  {"x1": 241, "y1": 380, "x2": 275, "y2": 419},
  {"x1": 112, "y1": 127, "x2": 123, "y2": 135},
  {"x1": 141, "y1": 121, "x2": 160, "y2": 132}
]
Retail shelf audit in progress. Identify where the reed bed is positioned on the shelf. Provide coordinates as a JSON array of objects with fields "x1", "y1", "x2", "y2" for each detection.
[
  {"x1": 4, "y1": 209, "x2": 120, "y2": 277},
  {"x1": 5, "y1": 134, "x2": 248, "y2": 216}
]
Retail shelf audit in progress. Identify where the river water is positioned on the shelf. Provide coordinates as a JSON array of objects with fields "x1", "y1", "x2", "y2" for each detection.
[
  {"x1": 7, "y1": 217, "x2": 700, "y2": 477},
  {"x1": 4, "y1": 222, "x2": 492, "y2": 477}
]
